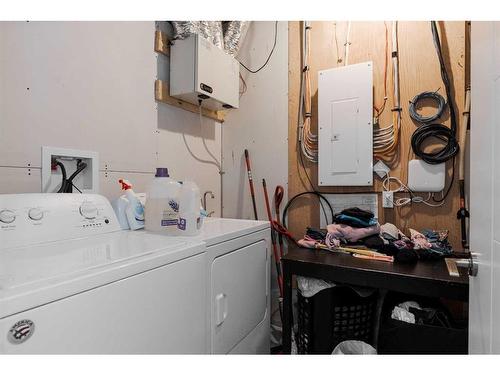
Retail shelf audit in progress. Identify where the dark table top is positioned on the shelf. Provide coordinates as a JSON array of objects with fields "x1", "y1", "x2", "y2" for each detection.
[{"x1": 282, "y1": 242, "x2": 469, "y2": 301}]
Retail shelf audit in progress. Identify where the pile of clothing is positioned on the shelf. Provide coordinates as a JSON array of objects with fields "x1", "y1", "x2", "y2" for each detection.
[
  {"x1": 297, "y1": 207, "x2": 453, "y2": 263},
  {"x1": 410, "y1": 229, "x2": 453, "y2": 259},
  {"x1": 391, "y1": 301, "x2": 453, "y2": 328},
  {"x1": 298, "y1": 207, "x2": 381, "y2": 249}
]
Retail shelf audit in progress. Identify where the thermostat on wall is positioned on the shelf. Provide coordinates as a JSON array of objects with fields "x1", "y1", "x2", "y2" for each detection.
[{"x1": 407, "y1": 159, "x2": 445, "y2": 192}]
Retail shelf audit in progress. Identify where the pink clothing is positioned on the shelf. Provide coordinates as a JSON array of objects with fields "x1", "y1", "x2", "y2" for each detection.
[
  {"x1": 326, "y1": 223, "x2": 381, "y2": 242},
  {"x1": 298, "y1": 238, "x2": 319, "y2": 248},
  {"x1": 409, "y1": 228, "x2": 432, "y2": 250},
  {"x1": 325, "y1": 232, "x2": 341, "y2": 249}
]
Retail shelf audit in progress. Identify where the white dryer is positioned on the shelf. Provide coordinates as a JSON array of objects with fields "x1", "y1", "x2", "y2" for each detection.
[
  {"x1": 181, "y1": 218, "x2": 271, "y2": 354},
  {"x1": 0, "y1": 194, "x2": 207, "y2": 354}
]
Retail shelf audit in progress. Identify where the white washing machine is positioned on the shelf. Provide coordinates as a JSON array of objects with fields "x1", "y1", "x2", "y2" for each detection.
[
  {"x1": 180, "y1": 218, "x2": 271, "y2": 354},
  {"x1": 0, "y1": 194, "x2": 207, "y2": 354}
]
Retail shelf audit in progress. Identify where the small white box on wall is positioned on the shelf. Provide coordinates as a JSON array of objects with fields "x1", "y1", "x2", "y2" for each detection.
[
  {"x1": 407, "y1": 159, "x2": 446, "y2": 192},
  {"x1": 318, "y1": 62, "x2": 373, "y2": 186}
]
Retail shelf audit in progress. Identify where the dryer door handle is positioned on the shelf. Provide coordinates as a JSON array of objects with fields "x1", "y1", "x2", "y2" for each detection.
[{"x1": 215, "y1": 293, "x2": 228, "y2": 326}]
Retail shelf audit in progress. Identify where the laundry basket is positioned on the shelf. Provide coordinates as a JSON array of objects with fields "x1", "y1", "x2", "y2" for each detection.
[{"x1": 296, "y1": 286, "x2": 378, "y2": 354}]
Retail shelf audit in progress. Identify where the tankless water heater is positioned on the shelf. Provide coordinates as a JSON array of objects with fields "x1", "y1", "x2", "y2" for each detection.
[{"x1": 170, "y1": 34, "x2": 240, "y2": 111}]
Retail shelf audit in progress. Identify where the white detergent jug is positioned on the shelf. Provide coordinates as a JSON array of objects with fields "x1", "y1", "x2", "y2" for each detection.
[
  {"x1": 178, "y1": 180, "x2": 203, "y2": 236},
  {"x1": 144, "y1": 168, "x2": 181, "y2": 234}
]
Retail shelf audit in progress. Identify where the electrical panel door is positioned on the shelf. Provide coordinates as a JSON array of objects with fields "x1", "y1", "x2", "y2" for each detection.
[{"x1": 318, "y1": 62, "x2": 373, "y2": 186}]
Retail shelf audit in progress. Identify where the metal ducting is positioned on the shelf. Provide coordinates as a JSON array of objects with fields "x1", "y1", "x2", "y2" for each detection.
[{"x1": 170, "y1": 21, "x2": 251, "y2": 56}]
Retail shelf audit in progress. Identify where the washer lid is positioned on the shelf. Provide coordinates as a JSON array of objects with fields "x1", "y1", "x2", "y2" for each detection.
[
  {"x1": 0, "y1": 230, "x2": 205, "y2": 318},
  {"x1": 189, "y1": 218, "x2": 269, "y2": 247}
]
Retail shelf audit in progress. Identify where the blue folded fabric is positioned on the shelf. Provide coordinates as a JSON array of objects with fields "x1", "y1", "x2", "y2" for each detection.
[
  {"x1": 333, "y1": 214, "x2": 378, "y2": 228},
  {"x1": 420, "y1": 229, "x2": 453, "y2": 258}
]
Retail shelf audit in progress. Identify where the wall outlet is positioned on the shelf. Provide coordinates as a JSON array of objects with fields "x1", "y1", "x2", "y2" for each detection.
[{"x1": 382, "y1": 191, "x2": 394, "y2": 208}]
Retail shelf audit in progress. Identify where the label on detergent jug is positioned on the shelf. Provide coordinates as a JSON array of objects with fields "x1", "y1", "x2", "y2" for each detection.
[
  {"x1": 160, "y1": 199, "x2": 179, "y2": 227},
  {"x1": 134, "y1": 204, "x2": 145, "y2": 222},
  {"x1": 178, "y1": 218, "x2": 186, "y2": 230}
]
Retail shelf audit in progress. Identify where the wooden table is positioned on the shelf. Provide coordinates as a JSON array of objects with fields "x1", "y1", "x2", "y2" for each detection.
[{"x1": 281, "y1": 242, "x2": 469, "y2": 353}]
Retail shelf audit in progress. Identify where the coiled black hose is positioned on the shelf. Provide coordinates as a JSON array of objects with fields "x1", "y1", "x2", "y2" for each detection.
[
  {"x1": 411, "y1": 123, "x2": 459, "y2": 165},
  {"x1": 408, "y1": 91, "x2": 446, "y2": 124},
  {"x1": 281, "y1": 191, "x2": 334, "y2": 231}
]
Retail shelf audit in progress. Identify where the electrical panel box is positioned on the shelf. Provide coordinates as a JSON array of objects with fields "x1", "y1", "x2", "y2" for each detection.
[
  {"x1": 170, "y1": 34, "x2": 240, "y2": 111},
  {"x1": 318, "y1": 62, "x2": 373, "y2": 186}
]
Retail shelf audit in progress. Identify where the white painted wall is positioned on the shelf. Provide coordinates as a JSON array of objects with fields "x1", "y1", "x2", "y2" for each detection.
[
  {"x1": 222, "y1": 21, "x2": 288, "y2": 220},
  {"x1": 0, "y1": 21, "x2": 222, "y2": 216},
  {"x1": 0, "y1": 21, "x2": 287, "y2": 220}
]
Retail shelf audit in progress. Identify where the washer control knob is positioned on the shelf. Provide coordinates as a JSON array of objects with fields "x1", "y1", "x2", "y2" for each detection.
[
  {"x1": 79, "y1": 202, "x2": 98, "y2": 219},
  {"x1": 0, "y1": 209, "x2": 16, "y2": 224},
  {"x1": 28, "y1": 208, "x2": 44, "y2": 221}
]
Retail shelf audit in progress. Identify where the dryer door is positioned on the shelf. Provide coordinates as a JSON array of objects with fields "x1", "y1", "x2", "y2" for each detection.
[{"x1": 211, "y1": 239, "x2": 268, "y2": 353}]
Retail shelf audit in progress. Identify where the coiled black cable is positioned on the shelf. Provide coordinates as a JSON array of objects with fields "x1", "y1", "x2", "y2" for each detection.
[
  {"x1": 409, "y1": 21, "x2": 460, "y2": 202},
  {"x1": 408, "y1": 91, "x2": 446, "y2": 124},
  {"x1": 281, "y1": 191, "x2": 334, "y2": 231},
  {"x1": 411, "y1": 123, "x2": 459, "y2": 165}
]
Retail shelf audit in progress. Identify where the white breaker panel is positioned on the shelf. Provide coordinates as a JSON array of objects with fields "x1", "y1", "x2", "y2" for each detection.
[{"x1": 318, "y1": 62, "x2": 373, "y2": 186}]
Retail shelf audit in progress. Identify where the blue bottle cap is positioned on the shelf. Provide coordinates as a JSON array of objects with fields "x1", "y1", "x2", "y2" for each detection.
[{"x1": 155, "y1": 168, "x2": 169, "y2": 177}]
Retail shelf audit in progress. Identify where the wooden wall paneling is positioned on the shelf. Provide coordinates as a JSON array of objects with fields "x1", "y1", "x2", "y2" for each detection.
[{"x1": 288, "y1": 21, "x2": 467, "y2": 249}]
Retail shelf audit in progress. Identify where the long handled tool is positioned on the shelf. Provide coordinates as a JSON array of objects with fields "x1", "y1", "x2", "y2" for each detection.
[
  {"x1": 274, "y1": 185, "x2": 285, "y2": 259},
  {"x1": 457, "y1": 87, "x2": 471, "y2": 250},
  {"x1": 262, "y1": 179, "x2": 283, "y2": 297},
  {"x1": 244, "y1": 149, "x2": 258, "y2": 220}
]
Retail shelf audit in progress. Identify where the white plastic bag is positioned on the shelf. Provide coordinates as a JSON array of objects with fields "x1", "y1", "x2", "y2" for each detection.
[{"x1": 332, "y1": 340, "x2": 377, "y2": 355}]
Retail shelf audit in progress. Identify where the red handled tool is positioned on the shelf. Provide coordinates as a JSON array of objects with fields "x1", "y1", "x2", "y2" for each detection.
[
  {"x1": 263, "y1": 179, "x2": 283, "y2": 297},
  {"x1": 244, "y1": 149, "x2": 258, "y2": 220},
  {"x1": 274, "y1": 185, "x2": 285, "y2": 259}
]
